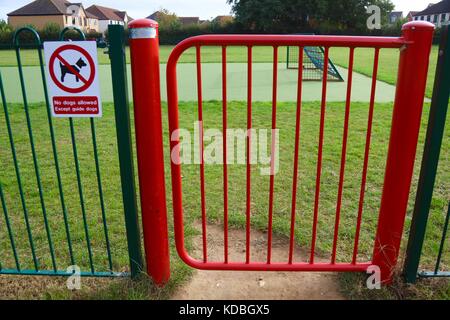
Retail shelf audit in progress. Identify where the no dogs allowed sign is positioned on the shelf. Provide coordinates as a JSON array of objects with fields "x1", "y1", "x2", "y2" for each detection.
[{"x1": 44, "y1": 41, "x2": 102, "y2": 117}]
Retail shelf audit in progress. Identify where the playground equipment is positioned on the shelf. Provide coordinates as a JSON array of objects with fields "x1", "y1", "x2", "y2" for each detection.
[{"x1": 287, "y1": 46, "x2": 344, "y2": 81}]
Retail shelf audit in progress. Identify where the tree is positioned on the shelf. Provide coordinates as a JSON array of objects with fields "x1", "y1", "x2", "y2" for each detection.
[
  {"x1": 313, "y1": 0, "x2": 395, "y2": 30},
  {"x1": 227, "y1": 0, "x2": 395, "y2": 32},
  {"x1": 41, "y1": 22, "x2": 61, "y2": 41},
  {"x1": 0, "y1": 19, "x2": 13, "y2": 32},
  {"x1": 155, "y1": 8, "x2": 181, "y2": 31},
  {"x1": 227, "y1": 0, "x2": 311, "y2": 33}
]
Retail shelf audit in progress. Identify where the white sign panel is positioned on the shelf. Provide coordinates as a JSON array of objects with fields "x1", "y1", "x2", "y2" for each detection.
[{"x1": 44, "y1": 41, "x2": 102, "y2": 117}]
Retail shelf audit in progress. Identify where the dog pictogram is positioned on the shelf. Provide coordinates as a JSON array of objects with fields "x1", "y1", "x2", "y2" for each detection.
[
  {"x1": 48, "y1": 44, "x2": 96, "y2": 94},
  {"x1": 60, "y1": 57, "x2": 87, "y2": 83}
]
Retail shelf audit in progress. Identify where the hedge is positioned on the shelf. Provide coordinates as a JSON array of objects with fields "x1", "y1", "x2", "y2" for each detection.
[
  {"x1": 0, "y1": 22, "x2": 444, "y2": 48},
  {"x1": 0, "y1": 23, "x2": 102, "y2": 49}
]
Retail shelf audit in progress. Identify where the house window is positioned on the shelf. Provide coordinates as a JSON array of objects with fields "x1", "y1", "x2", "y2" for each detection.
[
  {"x1": 72, "y1": 17, "x2": 76, "y2": 25},
  {"x1": 442, "y1": 14, "x2": 446, "y2": 22},
  {"x1": 420, "y1": 16, "x2": 424, "y2": 20},
  {"x1": 433, "y1": 15, "x2": 437, "y2": 23}
]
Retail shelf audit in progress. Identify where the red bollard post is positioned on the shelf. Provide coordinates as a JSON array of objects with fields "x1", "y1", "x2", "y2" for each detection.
[
  {"x1": 373, "y1": 21, "x2": 434, "y2": 284},
  {"x1": 128, "y1": 19, "x2": 170, "y2": 286}
]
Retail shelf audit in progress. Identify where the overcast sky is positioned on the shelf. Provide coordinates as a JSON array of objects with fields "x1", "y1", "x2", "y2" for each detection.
[{"x1": 0, "y1": 0, "x2": 436, "y2": 21}]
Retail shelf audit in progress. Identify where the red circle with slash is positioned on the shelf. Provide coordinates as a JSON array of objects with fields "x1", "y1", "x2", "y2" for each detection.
[{"x1": 49, "y1": 44, "x2": 96, "y2": 94}]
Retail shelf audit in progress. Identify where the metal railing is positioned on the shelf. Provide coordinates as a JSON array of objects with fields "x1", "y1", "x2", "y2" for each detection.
[
  {"x1": 166, "y1": 22, "x2": 435, "y2": 284},
  {"x1": 0, "y1": 25, "x2": 142, "y2": 278}
]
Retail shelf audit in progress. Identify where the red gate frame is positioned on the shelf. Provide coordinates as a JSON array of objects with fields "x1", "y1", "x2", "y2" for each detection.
[
  {"x1": 163, "y1": 22, "x2": 434, "y2": 285},
  {"x1": 125, "y1": 19, "x2": 434, "y2": 284}
]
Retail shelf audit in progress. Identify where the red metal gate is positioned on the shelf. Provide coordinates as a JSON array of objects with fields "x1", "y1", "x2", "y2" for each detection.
[
  {"x1": 130, "y1": 20, "x2": 434, "y2": 283},
  {"x1": 163, "y1": 21, "x2": 434, "y2": 284}
]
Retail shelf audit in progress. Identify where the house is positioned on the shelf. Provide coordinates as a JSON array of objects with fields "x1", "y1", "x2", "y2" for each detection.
[
  {"x1": 406, "y1": 11, "x2": 419, "y2": 21},
  {"x1": 412, "y1": 0, "x2": 450, "y2": 27},
  {"x1": 147, "y1": 11, "x2": 163, "y2": 21},
  {"x1": 7, "y1": 0, "x2": 99, "y2": 32},
  {"x1": 388, "y1": 11, "x2": 403, "y2": 24},
  {"x1": 86, "y1": 5, "x2": 131, "y2": 34}
]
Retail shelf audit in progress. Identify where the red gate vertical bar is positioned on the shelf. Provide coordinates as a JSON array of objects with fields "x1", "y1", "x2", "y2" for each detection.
[
  {"x1": 373, "y1": 21, "x2": 434, "y2": 284},
  {"x1": 353, "y1": 48, "x2": 380, "y2": 264},
  {"x1": 310, "y1": 47, "x2": 329, "y2": 264},
  {"x1": 128, "y1": 19, "x2": 170, "y2": 286},
  {"x1": 288, "y1": 46, "x2": 304, "y2": 264},
  {"x1": 196, "y1": 45, "x2": 207, "y2": 263},
  {"x1": 222, "y1": 46, "x2": 229, "y2": 263},
  {"x1": 245, "y1": 46, "x2": 252, "y2": 264},
  {"x1": 267, "y1": 46, "x2": 279, "y2": 264}
]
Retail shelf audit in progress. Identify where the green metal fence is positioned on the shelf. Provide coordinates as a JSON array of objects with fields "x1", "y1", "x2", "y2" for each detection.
[
  {"x1": 0, "y1": 25, "x2": 142, "y2": 278},
  {"x1": 403, "y1": 25, "x2": 450, "y2": 283}
]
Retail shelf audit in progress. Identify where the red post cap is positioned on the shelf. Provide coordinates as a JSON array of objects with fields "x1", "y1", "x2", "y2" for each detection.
[
  {"x1": 402, "y1": 21, "x2": 435, "y2": 31},
  {"x1": 129, "y1": 18, "x2": 158, "y2": 29}
]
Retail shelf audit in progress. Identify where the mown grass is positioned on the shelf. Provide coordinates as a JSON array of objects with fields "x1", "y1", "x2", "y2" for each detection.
[
  {"x1": 329, "y1": 46, "x2": 440, "y2": 98},
  {"x1": 0, "y1": 102, "x2": 192, "y2": 299},
  {"x1": 0, "y1": 100, "x2": 448, "y2": 299},
  {"x1": 339, "y1": 272, "x2": 449, "y2": 300},
  {"x1": 176, "y1": 101, "x2": 448, "y2": 268}
]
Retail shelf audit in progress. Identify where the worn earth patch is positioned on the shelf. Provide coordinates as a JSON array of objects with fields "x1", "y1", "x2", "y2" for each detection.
[{"x1": 172, "y1": 223, "x2": 345, "y2": 300}]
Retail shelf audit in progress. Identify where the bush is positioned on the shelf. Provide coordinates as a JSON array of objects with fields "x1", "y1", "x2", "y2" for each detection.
[
  {"x1": 40, "y1": 22, "x2": 61, "y2": 41},
  {"x1": 0, "y1": 18, "x2": 445, "y2": 48},
  {"x1": 0, "y1": 21, "x2": 105, "y2": 49},
  {"x1": 0, "y1": 19, "x2": 12, "y2": 33},
  {"x1": 156, "y1": 19, "x2": 427, "y2": 45},
  {"x1": 159, "y1": 22, "x2": 241, "y2": 45}
]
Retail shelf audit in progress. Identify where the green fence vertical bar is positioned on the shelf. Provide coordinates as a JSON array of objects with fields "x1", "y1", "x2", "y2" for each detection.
[
  {"x1": 108, "y1": 24, "x2": 143, "y2": 278},
  {"x1": 434, "y1": 203, "x2": 450, "y2": 274},
  {"x1": 403, "y1": 25, "x2": 450, "y2": 283}
]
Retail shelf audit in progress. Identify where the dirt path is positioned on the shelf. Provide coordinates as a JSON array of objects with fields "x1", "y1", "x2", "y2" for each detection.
[{"x1": 172, "y1": 223, "x2": 345, "y2": 300}]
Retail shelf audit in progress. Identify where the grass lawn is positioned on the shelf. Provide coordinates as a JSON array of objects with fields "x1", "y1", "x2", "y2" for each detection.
[
  {"x1": 329, "y1": 46, "x2": 440, "y2": 99},
  {"x1": 0, "y1": 102, "x2": 192, "y2": 299},
  {"x1": 0, "y1": 44, "x2": 439, "y2": 98},
  {"x1": 0, "y1": 100, "x2": 448, "y2": 299}
]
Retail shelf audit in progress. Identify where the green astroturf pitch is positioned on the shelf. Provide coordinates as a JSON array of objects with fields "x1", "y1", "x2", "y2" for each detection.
[{"x1": 0, "y1": 63, "x2": 397, "y2": 103}]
